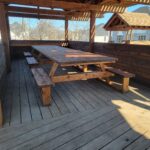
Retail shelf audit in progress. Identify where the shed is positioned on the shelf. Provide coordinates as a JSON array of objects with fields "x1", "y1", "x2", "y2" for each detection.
[{"x1": 104, "y1": 12, "x2": 150, "y2": 42}]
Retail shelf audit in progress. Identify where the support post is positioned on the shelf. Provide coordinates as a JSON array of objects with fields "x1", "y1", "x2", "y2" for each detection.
[
  {"x1": 0, "y1": 3, "x2": 11, "y2": 72},
  {"x1": 65, "y1": 16, "x2": 68, "y2": 42},
  {"x1": 89, "y1": 11, "x2": 96, "y2": 53},
  {"x1": 129, "y1": 29, "x2": 133, "y2": 42},
  {"x1": 41, "y1": 87, "x2": 51, "y2": 106},
  {"x1": 125, "y1": 30, "x2": 129, "y2": 43},
  {"x1": 109, "y1": 31, "x2": 112, "y2": 42},
  {"x1": 122, "y1": 77, "x2": 129, "y2": 93}
]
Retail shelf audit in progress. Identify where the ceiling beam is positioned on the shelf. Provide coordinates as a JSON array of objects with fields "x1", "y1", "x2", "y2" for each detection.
[
  {"x1": 0, "y1": 0, "x2": 102, "y2": 11},
  {"x1": 8, "y1": 12, "x2": 66, "y2": 20},
  {"x1": 6, "y1": 6, "x2": 72, "y2": 16},
  {"x1": 1, "y1": 0, "x2": 127, "y2": 12},
  {"x1": 6, "y1": 6, "x2": 103, "y2": 19}
]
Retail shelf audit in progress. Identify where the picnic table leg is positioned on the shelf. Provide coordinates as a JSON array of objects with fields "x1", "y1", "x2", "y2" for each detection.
[
  {"x1": 122, "y1": 77, "x2": 129, "y2": 93},
  {"x1": 41, "y1": 87, "x2": 52, "y2": 106},
  {"x1": 83, "y1": 65, "x2": 88, "y2": 72},
  {"x1": 98, "y1": 63, "x2": 111, "y2": 83},
  {"x1": 49, "y1": 62, "x2": 59, "y2": 77}
]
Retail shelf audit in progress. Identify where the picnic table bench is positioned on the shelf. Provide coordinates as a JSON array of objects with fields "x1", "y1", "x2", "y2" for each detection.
[
  {"x1": 26, "y1": 57, "x2": 39, "y2": 67},
  {"x1": 31, "y1": 68, "x2": 53, "y2": 106},
  {"x1": 23, "y1": 51, "x2": 32, "y2": 57},
  {"x1": 106, "y1": 67, "x2": 135, "y2": 92}
]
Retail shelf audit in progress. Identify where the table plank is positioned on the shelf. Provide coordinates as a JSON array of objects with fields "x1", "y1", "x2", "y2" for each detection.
[{"x1": 32, "y1": 45, "x2": 117, "y2": 65}]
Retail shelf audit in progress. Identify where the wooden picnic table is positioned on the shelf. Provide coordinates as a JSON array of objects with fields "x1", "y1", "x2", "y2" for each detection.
[{"x1": 32, "y1": 45, "x2": 117, "y2": 83}]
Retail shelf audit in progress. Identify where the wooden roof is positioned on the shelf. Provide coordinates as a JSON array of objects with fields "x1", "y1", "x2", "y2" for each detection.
[
  {"x1": 1, "y1": 0, "x2": 150, "y2": 12},
  {"x1": 104, "y1": 12, "x2": 150, "y2": 31},
  {"x1": 1, "y1": 0, "x2": 149, "y2": 21}
]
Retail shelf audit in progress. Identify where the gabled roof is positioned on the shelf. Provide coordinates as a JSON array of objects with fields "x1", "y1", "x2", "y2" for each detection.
[{"x1": 104, "y1": 12, "x2": 150, "y2": 31}]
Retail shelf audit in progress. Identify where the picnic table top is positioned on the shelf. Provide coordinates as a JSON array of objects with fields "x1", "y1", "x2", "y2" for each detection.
[{"x1": 32, "y1": 45, "x2": 117, "y2": 65}]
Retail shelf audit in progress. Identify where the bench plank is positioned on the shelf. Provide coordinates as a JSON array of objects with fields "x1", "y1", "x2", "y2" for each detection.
[
  {"x1": 26, "y1": 57, "x2": 38, "y2": 66},
  {"x1": 106, "y1": 67, "x2": 135, "y2": 78},
  {"x1": 31, "y1": 68, "x2": 52, "y2": 87},
  {"x1": 23, "y1": 52, "x2": 32, "y2": 57},
  {"x1": 105, "y1": 67, "x2": 135, "y2": 92}
]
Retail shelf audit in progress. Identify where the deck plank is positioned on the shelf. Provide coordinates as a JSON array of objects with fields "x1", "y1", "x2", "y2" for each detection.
[
  {"x1": 0, "y1": 107, "x2": 115, "y2": 150},
  {"x1": 10, "y1": 60, "x2": 21, "y2": 125},
  {"x1": 63, "y1": 82, "x2": 93, "y2": 110},
  {"x1": 20, "y1": 60, "x2": 32, "y2": 123},
  {"x1": 0, "y1": 58, "x2": 150, "y2": 150},
  {"x1": 24, "y1": 60, "x2": 43, "y2": 121}
]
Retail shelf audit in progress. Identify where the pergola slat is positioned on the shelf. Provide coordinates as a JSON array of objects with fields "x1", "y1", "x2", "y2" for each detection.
[{"x1": 1, "y1": 0, "x2": 128, "y2": 12}]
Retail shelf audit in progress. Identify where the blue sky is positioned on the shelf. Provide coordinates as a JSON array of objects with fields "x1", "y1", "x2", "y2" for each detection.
[{"x1": 9, "y1": 4, "x2": 149, "y2": 31}]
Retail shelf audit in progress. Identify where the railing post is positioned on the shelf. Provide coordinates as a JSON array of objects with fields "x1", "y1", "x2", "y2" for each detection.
[{"x1": 0, "y1": 3, "x2": 11, "y2": 72}]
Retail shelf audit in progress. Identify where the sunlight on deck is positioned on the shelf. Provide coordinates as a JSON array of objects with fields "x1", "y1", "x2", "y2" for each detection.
[
  {"x1": 112, "y1": 99, "x2": 150, "y2": 139},
  {"x1": 130, "y1": 86, "x2": 150, "y2": 101}
]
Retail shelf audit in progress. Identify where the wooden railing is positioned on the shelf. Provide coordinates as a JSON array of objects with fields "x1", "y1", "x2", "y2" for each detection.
[{"x1": 69, "y1": 41, "x2": 150, "y2": 85}]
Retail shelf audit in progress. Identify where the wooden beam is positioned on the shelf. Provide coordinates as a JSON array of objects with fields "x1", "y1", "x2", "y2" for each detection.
[
  {"x1": 125, "y1": 0, "x2": 150, "y2": 5},
  {"x1": 6, "y1": 6, "x2": 81, "y2": 17},
  {"x1": 6, "y1": 6, "x2": 69, "y2": 16},
  {"x1": 0, "y1": 0, "x2": 100, "y2": 11},
  {"x1": 1, "y1": 0, "x2": 127, "y2": 12},
  {"x1": 10, "y1": 40, "x2": 67, "y2": 46},
  {"x1": 109, "y1": 31, "x2": 112, "y2": 42},
  {"x1": 49, "y1": 62, "x2": 59, "y2": 77},
  {"x1": 6, "y1": 6, "x2": 103, "y2": 19},
  {"x1": 89, "y1": 11, "x2": 96, "y2": 52},
  {"x1": 0, "y1": 3, "x2": 11, "y2": 72},
  {"x1": 7, "y1": 12, "x2": 66, "y2": 20},
  {"x1": 122, "y1": 77, "x2": 129, "y2": 93},
  {"x1": 51, "y1": 71, "x2": 113, "y2": 83}
]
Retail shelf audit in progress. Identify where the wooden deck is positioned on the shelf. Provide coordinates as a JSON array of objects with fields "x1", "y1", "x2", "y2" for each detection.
[{"x1": 0, "y1": 58, "x2": 150, "y2": 150}]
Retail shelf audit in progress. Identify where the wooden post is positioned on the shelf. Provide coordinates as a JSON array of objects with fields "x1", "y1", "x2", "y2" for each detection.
[
  {"x1": 122, "y1": 77, "x2": 129, "y2": 93},
  {"x1": 89, "y1": 11, "x2": 96, "y2": 53},
  {"x1": 125, "y1": 30, "x2": 129, "y2": 42},
  {"x1": 41, "y1": 87, "x2": 51, "y2": 106},
  {"x1": 109, "y1": 31, "x2": 112, "y2": 42},
  {"x1": 129, "y1": 29, "x2": 133, "y2": 41},
  {"x1": 65, "y1": 16, "x2": 68, "y2": 42},
  {"x1": 0, "y1": 3, "x2": 11, "y2": 72}
]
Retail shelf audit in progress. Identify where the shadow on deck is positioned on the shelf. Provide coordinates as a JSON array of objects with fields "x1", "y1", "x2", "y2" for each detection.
[{"x1": 0, "y1": 58, "x2": 150, "y2": 150}]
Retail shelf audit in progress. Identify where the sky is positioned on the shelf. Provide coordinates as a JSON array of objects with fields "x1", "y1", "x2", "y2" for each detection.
[{"x1": 9, "y1": 4, "x2": 149, "y2": 31}]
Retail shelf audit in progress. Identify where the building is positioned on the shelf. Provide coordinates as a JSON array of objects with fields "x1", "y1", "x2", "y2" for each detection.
[
  {"x1": 111, "y1": 6, "x2": 150, "y2": 43},
  {"x1": 95, "y1": 24, "x2": 109, "y2": 43}
]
